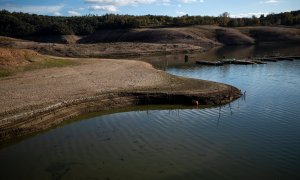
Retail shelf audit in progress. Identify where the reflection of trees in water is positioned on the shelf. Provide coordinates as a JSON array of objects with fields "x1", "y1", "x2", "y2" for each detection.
[
  {"x1": 212, "y1": 44, "x2": 300, "y2": 58},
  {"x1": 253, "y1": 44, "x2": 300, "y2": 56},
  {"x1": 138, "y1": 44, "x2": 300, "y2": 70},
  {"x1": 215, "y1": 46, "x2": 255, "y2": 58},
  {"x1": 221, "y1": 64, "x2": 230, "y2": 77}
]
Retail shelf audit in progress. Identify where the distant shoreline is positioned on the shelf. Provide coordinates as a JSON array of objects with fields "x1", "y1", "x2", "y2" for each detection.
[{"x1": 1, "y1": 26, "x2": 300, "y2": 59}]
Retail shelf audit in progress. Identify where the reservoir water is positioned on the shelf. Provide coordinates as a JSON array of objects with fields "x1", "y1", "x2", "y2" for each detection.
[{"x1": 1, "y1": 46, "x2": 300, "y2": 180}]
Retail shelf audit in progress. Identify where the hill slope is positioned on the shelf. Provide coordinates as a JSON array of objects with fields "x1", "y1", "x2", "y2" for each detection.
[
  {"x1": 237, "y1": 26, "x2": 300, "y2": 43},
  {"x1": 0, "y1": 26, "x2": 299, "y2": 58},
  {"x1": 78, "y1": 25, "x2": 300, "y2": 46}
]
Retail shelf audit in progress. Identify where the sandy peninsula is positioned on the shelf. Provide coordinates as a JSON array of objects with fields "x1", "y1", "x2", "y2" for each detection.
[{"x1": 0, "y1": 55, "x2": 241, "y2": 141}]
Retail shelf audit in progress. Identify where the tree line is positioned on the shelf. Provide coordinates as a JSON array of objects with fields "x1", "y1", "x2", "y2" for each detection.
[{"x1": 0, "y1": 9, "x2": 299, "y2": 37}]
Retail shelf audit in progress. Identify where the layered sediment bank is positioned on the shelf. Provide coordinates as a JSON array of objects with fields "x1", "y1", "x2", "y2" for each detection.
[{"x1": 0, "y1": 58, "x2": 241, "y2": 141}]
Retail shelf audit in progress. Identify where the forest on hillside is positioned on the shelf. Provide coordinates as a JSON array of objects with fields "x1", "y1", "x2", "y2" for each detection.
[{"x1": 0, "y1": 9, "x2": 299, "y2": 37}]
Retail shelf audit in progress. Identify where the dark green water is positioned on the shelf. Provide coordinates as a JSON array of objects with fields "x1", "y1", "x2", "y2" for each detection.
[{"x1": 1, "y1": 46, "x2": 300, "y2": 180}]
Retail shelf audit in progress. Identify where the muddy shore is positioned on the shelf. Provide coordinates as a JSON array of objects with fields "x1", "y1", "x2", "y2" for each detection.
[{"x1": 0, "y1": 58, "x2": 241, "y2": 141}]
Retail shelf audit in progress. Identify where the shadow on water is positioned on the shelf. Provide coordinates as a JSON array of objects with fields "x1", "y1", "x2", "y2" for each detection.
[
  {"x1": 0, "y1": 102, "x2": 245, "y2": 180},
  {"x1": 0, "y1": 104, "x2": 215, "y2": 150},
  {"x1": 45, "y1": 162, "x2": 78, "y2": 180}
]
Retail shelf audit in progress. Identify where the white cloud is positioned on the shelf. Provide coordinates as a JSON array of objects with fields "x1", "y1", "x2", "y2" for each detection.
[
  {"x1": 68, "y1": 10, "x2": 81, "y2": 16},
  {"x1": 3, "y1": 4, "x2": 64, "y2": 15},
  {"x1": 85, "y1": 0, "x2": 204, "y2": 13},
  {"x1": 85, "y1": 0, "x2": 157, "y2": 6},
  {"x1": 176, "y1": 10, "x2": 186, "y2": 16},
  {"x1": 90, "y1": 5, "x2": 117, "y2": 12},
  {"x1": 180, "y1": 0, "x2": 203, "y2": 3},
  {"x1": 259, "y1": 0, "x2": 279, "y2": 5},
  {"x1": 180, "y1": 0, "x2": 196, "y2": 3},
  {"x1": 53, "y1": 12, "x2": 62, "y2": 16},
  {"x1": 85, "y1": 0, "x2": 173, "y2": 12},
  {"x1": 230, "y1": 12, "x2": 269, "y2": 18},
  {"x1": 162, "y1": 0, "x2": 171, "y2": 5}
]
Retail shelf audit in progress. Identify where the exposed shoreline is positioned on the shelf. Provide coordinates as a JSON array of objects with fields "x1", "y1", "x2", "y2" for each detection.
[
  {"x1": 1, "y1": 26, "x2": 300, "y2": 59},
  {"x1": 0, "y1": 57, "x2": 241, "y2": 141}
]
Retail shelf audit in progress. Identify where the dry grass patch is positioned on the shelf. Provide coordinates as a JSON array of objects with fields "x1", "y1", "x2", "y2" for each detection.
[{"x1": 0, "y1": 48, "x2": 79, "y2": 77}]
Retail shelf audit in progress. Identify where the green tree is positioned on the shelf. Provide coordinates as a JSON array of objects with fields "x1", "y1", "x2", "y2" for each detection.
[
  {"x1": 251, "y1": 15, "x2": 260, "y2": 25},
  {"x1": 36, "y1": 23, "x2": 73, "y2": 35},
  {"x1": 228, "y1": 18, "x2": 239, "y2": 27},
  {"x1": 281, "y1": 12, "x2": 293, "y2": 25},
  {"x1": 1, "y1": 9, "x2": 300, "y2": 38},
  {"x1": 219, "y1": 12, "x2": 230, "y2": 26}
]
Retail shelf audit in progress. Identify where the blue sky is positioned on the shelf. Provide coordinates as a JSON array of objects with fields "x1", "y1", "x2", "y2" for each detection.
[{"x1": 0, "y1": 0, "x2": 299, "y2": 17}]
